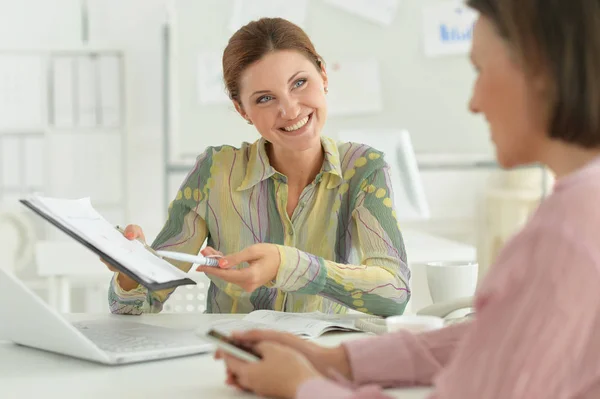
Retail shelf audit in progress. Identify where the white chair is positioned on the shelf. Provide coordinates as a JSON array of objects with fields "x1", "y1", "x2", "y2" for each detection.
[
  {"x1": 338, "y1": 129, "x2": 430, "y2": 220},
  {"x1": 35, "y1": 239, "x2": 212, "y2": 314},
  {"x1": 0, "y1": 208, "x2": 36, "y2": 273},
  {"x1": 35, "y1": 240, "x2": 112, "y2": 313},
  {"x1": 162, "y1": 272, "x2": 210, "y2": 313}
]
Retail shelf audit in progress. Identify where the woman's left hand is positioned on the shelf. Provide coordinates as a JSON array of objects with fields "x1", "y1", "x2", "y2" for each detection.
[
  {"x1": 221, "y1": 341, "x2": 323, "y2": 398},
  {"x1": 196, "y1": 243, "x2": 280, "y2": 292}
]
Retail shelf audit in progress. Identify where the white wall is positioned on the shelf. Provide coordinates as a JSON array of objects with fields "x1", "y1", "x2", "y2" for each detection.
[
  {"x1": 0, "y1": 0, "x2": 82, "y2": 49},
  {"x1": 0, "y1": 1, "x2": 555, "y2": 314},
  {"x1": 169, "y1": 0, "x2": 492, "y2": 157},
  {"x1": 1, "y1": 0, "x2": 544, "y2": 249},
  {"x1": 87, "y1": 0, "x2": 168, "y2": 238},
  {"x1": 0, "y1": 0, "x2": 497, "y2": 244}
]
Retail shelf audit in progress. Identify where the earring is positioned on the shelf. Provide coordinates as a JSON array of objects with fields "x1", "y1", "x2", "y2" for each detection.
[
  {"x1": 247, "y1": 120, "x2": 253, "y2": 125},
  {"x1": 324, "y1": 87, "x2": 328, "y2": 94}
]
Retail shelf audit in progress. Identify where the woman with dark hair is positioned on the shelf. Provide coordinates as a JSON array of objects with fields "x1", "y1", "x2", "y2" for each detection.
[
  {"x1": 216, "y1": 1, "x2": 600, "y2": 398},
  {"x1": 103, "y1": 18, "x2": 409, "y2": 317}
]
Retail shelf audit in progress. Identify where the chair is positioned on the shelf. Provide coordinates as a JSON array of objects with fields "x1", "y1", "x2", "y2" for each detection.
[
  {"x1": 35, "y1": 238, "x2": 213, "y2": 314},
  {"x1": 0, "y1": 208, "x2": 36, "y2": 273},
  {"x1": 162, "y1": 272, "x2": 210, "y2": 313},
  {"x1": 338, "y1": 129, "x2": 430, "y2": 220},
  {"x1": 35, "y1": 240, "x2": 112, "y2": 313}
]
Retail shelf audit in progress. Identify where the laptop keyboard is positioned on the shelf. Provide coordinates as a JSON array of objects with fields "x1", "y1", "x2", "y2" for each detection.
[{"x1": 74, "y1": 322, "x2": 186, "y2": 353}]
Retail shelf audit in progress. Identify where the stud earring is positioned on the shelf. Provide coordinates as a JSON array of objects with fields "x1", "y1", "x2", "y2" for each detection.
[{"x1": 324, "y1": 87, "x2": 329, "y2": 94}]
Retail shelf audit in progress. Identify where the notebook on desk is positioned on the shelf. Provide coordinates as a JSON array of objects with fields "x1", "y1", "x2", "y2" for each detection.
[
  {"x1": 20, "y1": 195, "x2": 196, "y2": 291},
  {"x1": 202, "y1": 310, "x2": 364, "y2": 339}
]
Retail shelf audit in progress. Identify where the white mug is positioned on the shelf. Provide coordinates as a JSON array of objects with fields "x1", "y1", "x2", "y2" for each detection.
[
  {"x1": 386, "y1": 315, "x2": 444, "y2": 333},
  {"x1": 426, "y1": 261, "x2": 478, "y2": 304}
]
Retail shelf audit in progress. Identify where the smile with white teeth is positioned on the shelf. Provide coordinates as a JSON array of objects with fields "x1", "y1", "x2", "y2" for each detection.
[{"x1": 282, "y1": 115, "x2": 309, "y2": 132}]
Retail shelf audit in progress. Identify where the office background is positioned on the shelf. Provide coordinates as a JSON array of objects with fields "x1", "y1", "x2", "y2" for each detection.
[{"x1": 0, "y1": 0, "x2": 550, "y2": 311}]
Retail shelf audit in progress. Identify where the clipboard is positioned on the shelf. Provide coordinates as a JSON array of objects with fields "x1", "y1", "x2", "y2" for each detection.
[{"x1": 20, "y1": 198, "x2": 196, "y2": 292}]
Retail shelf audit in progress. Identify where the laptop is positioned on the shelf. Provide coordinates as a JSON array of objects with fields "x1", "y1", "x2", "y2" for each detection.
[{"x1": 0, "y1": 268, "x2": 213, "y2": 365}]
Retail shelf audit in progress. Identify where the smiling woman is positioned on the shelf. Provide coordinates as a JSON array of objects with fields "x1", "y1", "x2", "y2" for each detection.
[{"x1": 105, "y1": 18, "x2": 410, "y2": 317}]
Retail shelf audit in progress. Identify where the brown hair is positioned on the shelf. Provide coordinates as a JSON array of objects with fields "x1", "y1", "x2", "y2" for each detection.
[
  {"x1": 222, "y1": 17, "x2": 323, "y2": 103},
  {"x1": 467, "y1": 0, "x2": 600, "y2": 147}
]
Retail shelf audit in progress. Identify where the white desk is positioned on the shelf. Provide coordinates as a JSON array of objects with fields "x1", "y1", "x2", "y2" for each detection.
[{"x1": 0, "y1": 313, "x2": 432, "y2": 399}]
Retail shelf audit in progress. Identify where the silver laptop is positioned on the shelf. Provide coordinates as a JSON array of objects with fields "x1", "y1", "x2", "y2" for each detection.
[{"x1": 0, "y1": 268, "x2": 213, "y2": 365}]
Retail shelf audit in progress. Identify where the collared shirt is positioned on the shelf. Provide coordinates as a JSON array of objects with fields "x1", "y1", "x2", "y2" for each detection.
[
  {"x1": 298, "y1": 155, "x2": 600, "y2": 398},
  {"x1": 109, "y1": 137, "x2": 410, "y2": 316}
]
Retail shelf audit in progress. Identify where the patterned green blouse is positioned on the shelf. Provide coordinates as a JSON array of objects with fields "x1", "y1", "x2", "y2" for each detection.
[{"x1": 109, "y1": 137, "x2": 410, "y2": 316}]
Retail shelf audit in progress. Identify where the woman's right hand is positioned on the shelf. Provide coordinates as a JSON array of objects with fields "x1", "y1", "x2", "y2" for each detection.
[
  {"x1": 215, "y1": 329, "x2": 353, "y2": 386},
  {"x1": 100, "y1": 224, "x2": 146, "y2": 291}
]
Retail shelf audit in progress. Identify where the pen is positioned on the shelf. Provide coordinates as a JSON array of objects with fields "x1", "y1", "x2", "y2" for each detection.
[
  {"x1": 156, "y1": 250, "x2": 220, "y2": 267},
  {"x1": 115, "y1": 225, "x2": 220, "y2": 267}
]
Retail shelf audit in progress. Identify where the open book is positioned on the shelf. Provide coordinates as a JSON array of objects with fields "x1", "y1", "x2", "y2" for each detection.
[
  {"x1": 20, "y1": 195, "x2": 196, "y2": 291},
  {"x1": 203, "y1": 310, "x2": 364, "y2": 339}
]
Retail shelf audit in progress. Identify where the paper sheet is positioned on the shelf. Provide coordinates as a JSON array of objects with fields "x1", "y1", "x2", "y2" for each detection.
[
  {"x1": 52, "y1": 57, "x2": 75, "y2": 127},
  {"x1": 206, "y1": 310, "x2": 359, "y2": 339},
  {"x1": 76, "y1": 56, "x2": 97, "y2": 127},
  {"x1": 24, "y1": 136, "x2": 44, "y2": 189},
  {"x1": 229, "y1": 0, "x2": 308, "y2": 33},
  {"x1": 197, "y1": 52, "x2": 230, "y2": 105},
  {"x1": 0, "y1": 55, "x2": 44, "y2": 131},
  {"x1": 325, "y1": 0, "x2": 399, "y2": 26},
  {"x1": 327, "y1": 59, "x2": 383, "y2": 116},
  {"x1": 98, "y1": 55, "x2": 122, "y2": 127},
  {"x1": 0, "y1": 136, "x2": 21, "y2": 188},
  {"x1": 422, "y1": 2, "x2": 477, "y2": 58},
  {"x1": 46, "y1": 133, "x2": 123, "y2": 203}
]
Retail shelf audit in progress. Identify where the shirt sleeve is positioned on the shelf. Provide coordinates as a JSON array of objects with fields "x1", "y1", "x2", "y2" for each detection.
[
  {"x1": 430, "y1": 230, "x2": 600, "y2": 398},
  {"x1": 295, "y1": 322, "x2": 468, "y2": 398},
  {"x1": 108, "y1": 155, "x2": 210, "y2": 315},
  {"x1": 344, "y1": 322, "x2": 469, "y2": 387},
  {"x1": 271, "y1": 160, "x2": 411, "y2": 317},
  {"x1": 297, "y1": 379, "x2": 395, "y2": 399}
]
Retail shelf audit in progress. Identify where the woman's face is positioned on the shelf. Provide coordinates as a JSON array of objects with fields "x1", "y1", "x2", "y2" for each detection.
[
  {"x1": 469, "y1": 16, "x2": 549, "y2": 168},
  {"x1": 236, "y1": 50, "x2": 328, "y2": 153}
]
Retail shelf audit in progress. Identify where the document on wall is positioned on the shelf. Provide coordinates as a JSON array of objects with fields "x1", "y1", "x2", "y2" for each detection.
[
  {"x1": 202, "y1": 310, "x2": 362, "y2": 339},
  {"x1": 228, "y1": 0, "x2": 308, "y2": 32},
  {"x1": 77, "y1": 56, "x2": 97, "y2": 127},
  {"x1": 197, "y1": 52, "x2": 230, "y2": 105},
  {"x1": 422, "y1": 1, "x2": 477, "y2": 58},
  {"x1": 324, "y1": 0, "x2": 399, "y2": 26},
  {"x1": 327, "y1": 59, "x2": 383, "y2": 116},
  {"x1": 0, "y1": 137, "x2": 20, "y2": 188},
  {"x1": 0, "y1": 55, "x2": 45, "y2": 131},
  {"x1": 23, "y1": 136, "x2": 44, "y2": 189},
  {"x1": 52, "y1": 57, "x2": 75, "y2": 127},
  {"x1": 98, "y1": 55, "x2": 122, "y2": 127},
  {"x1": 19, "y1": 195, "x2": 196, "y2": 291}
]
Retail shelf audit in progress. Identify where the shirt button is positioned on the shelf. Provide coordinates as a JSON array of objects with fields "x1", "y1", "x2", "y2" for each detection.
[{"x1": 289, "y1": 230, "x2": 294, "y2": 236}]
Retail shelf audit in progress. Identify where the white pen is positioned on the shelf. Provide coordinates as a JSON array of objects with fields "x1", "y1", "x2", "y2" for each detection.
[{"x1": 156, "y1": 250, "x2": 221, "y2": 267}]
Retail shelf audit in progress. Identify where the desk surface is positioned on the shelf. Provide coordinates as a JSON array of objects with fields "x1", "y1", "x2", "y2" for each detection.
[{"x1": 0, "y1": 313, "x2": 432, "y2": 399}]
